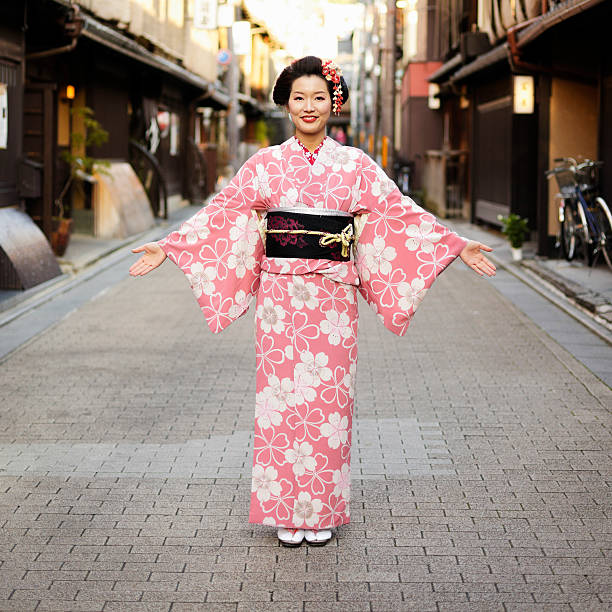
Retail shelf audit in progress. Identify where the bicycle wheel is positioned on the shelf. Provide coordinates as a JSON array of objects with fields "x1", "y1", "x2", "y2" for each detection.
[
  {"x1": 575, "y1": 201, "x2": 593, "y2": 265},
  {"x1": 593, "y1": 196, "x2": 612, "y2": 270},
  {"x1": 560, "y1": 200, "x2": 578, "y2": 261}
]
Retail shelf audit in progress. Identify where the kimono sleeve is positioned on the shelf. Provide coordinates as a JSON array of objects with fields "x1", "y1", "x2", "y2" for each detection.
[
  {"x1": 158, "y1": 152, "x2": 266, "y2": 333},
  {"x1": 353, "y1": 153, "x2": 467, "y2": 336}
]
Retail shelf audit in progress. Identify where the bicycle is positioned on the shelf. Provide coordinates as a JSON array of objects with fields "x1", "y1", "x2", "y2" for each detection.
[{"x1": 545, "y1": 157, "x2": 612, "y2": 270}]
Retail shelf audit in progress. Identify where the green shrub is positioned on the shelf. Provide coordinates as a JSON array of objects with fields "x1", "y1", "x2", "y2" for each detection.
[{"x1": 498, "y1": 213, "x2": 529, "y2": 248}]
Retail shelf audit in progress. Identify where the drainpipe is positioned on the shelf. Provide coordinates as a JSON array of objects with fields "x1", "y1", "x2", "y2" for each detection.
[
  {"x1": 506, "y1": 18, "x2": 543, "y2": 74},
  {"x1": 26, "y1": 3, "x2": 84, "y2": 60}
]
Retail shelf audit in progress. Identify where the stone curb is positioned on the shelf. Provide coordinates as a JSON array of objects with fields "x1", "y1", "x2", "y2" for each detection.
[
  {"x1": 0, "y1": 205, "x2": 200, "y2": 328},
  {"x1": 520, "y1": 258, "x2": 612, "y2": 320}
]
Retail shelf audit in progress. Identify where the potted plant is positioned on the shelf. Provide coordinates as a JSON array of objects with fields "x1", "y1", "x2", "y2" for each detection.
[
  {"x1": 52, "y1": 106, "x2": 109, "y2": 253},
  {"x1": 498, "y1": 213, "x2": 529, "y2": 261}
]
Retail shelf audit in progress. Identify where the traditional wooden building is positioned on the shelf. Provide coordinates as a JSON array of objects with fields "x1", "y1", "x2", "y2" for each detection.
[
  {"x1": 422, "y1": 0, "x2": 612, "y2": 257},
  {"x1": 1, "y1": 0, "x2": 275, "y2": 293}
]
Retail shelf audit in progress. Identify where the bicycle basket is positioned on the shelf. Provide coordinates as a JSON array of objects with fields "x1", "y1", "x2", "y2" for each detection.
[
  {"x1": 576, "y1": 164, "x2": 600, "y2": 191},
  {"x1": 550, "y1": 168, "x2": 577, "y2": 197}
]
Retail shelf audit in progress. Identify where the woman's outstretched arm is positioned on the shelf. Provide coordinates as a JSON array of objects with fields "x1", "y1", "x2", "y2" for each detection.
[
  {"x1": 459, "y1": 240, "x2": 496, "y2": 277},
  {"x1": 129, "y1": 242, "x2": 167, "y2": 276}
]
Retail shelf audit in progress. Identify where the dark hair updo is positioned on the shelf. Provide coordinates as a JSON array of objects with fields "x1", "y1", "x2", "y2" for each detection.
[{"x1": 273, "y1": 55, "x2": 349, "y2": 108}]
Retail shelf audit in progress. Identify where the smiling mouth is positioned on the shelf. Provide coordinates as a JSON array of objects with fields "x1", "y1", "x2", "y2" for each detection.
[{"x1": 301, "y1": 116, "x2": 318, "y2": 122}]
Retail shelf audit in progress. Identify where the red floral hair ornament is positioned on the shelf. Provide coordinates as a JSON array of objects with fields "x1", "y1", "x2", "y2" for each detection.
[{"x1": 321, "y1": 59, "x2": 343, "y2": 115}]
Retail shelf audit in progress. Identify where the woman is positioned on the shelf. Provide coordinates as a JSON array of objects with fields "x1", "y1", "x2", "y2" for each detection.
[{"x1": 129, "y1": 56, "x2": 495, "y2": 547}]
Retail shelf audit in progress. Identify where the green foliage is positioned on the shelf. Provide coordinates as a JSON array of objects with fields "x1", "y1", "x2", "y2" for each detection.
[
  {"x1": 254, "y1": 119, "x2": 268, "y2": 145},
  {"x1": 498, "y1": 213, "x2": 529, "y2": 248},
  {"x1": 61, "y1": 106, "x2": 110, "y2": 176},
  {"x1": 55, "y1": 107, "x2": 110, "y2": 219}
]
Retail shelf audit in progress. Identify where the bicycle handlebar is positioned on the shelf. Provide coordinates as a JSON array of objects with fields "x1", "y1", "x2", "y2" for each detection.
[{"x1": 554, "y1": 157, "x2": 577, "y2": 165}]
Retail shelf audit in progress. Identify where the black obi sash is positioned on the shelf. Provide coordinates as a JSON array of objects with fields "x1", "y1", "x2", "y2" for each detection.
[{"x1": 265, "y1": 209, "x2": 354, "y2": 262}]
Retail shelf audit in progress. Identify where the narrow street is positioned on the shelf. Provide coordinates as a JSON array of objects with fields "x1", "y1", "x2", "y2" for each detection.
[{"x1": 1, "y1": 254, "x2": 611, "y2": 611}]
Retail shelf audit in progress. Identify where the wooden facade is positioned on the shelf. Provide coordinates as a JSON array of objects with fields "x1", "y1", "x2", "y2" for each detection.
[{"x1": 418, "y1": 0, "x2": 612, "y2": 256}]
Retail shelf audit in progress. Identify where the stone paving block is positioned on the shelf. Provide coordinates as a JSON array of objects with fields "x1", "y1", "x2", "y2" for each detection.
[
  {"x1": 0, "y1": 602, "x2": 39, "y2": 611},
  {"x1": 236, "y1": 604, "x2": 298, "y2": 612},
  {"x1": 36, "y1": 601, "x2": 105, "y2": 611},
  {"x1": 75, "y1": 587, "x2": 143, "y2": 601},
  {"x1": 104, "y1": 604, "x2": 172, "y2": 611}
]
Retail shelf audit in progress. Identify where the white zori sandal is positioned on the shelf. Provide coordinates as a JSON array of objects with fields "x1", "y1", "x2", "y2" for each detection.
[
  {"x1": 277, "y1": 528, "x2": 305, "y2": 547},
  {"x1": 304, "y1": 529, "x2": 333, "y2": 546}
]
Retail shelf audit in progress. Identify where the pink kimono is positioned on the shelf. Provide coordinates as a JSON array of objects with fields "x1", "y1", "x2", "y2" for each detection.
[{"x1": 159, "y1": 136, "x2": 466, "y2": 529}]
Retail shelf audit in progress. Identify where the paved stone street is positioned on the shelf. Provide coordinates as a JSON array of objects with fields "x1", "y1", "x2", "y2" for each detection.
[{"x1": 1, "y1": 255, "x2": 611, "y2": 611}]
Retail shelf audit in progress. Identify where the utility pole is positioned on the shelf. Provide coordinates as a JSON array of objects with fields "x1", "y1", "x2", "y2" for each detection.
[
  {"x1": 369, "y1": 7, "x2": 381, "y2": 160},
  {"x1": 380, "y1": 0, "x2": 396, "y2": 176},
  {"x1": 227, "y1": 20, "x2": 240, "y2": 173},
  {"x1": 356, "y1": 3, "x2": 369, "y2": 153}
]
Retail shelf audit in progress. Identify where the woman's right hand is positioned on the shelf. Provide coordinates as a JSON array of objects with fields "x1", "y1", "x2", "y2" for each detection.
[{"x1": 129, "y1": 242, "x2": 167, "y2": 276}]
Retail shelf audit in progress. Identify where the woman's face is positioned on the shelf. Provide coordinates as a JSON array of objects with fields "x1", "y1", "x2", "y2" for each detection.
[{"x1": 287, "y1": 75, "x2": 331, "y2": 141}]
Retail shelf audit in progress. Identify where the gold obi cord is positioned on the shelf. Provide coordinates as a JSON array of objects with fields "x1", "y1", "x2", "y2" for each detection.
[{"x1": 266, "y1": 224, "x2": 355, "y2": 258}]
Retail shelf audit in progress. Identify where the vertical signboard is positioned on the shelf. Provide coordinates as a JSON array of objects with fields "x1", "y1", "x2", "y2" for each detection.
[{"x1": 194, "y1": 0, "x2": 217, "y2": 29}]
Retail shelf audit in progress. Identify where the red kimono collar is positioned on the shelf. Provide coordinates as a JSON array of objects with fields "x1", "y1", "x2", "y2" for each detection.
[{"x1": 295, "y1": 136, "x2": 327, "y2": 165}]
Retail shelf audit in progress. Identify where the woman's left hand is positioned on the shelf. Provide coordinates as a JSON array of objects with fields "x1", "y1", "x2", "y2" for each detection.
[{"x1": 459, "y1": 241, "x2": 496, "y2": 277}]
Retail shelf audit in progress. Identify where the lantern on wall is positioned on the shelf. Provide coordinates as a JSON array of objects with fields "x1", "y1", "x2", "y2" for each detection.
[{"x1": 513, "y1": 75, "x2": 534, "y2": 114}]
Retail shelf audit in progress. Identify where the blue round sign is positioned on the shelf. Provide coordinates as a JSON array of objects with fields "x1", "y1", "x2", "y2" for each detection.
[{"x1": 217, "y1": 49, "x2": 232, "y2": 65}]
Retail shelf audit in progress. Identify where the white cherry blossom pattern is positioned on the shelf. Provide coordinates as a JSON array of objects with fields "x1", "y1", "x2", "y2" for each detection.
[
  {"x1": 318, "y1": 495, "x2": 348, "y2": 528},
  {"x1": 261, "y1": 478, "x2": 294, "y2": 523},
  {"x1": 253, "y1": 163, "x2": 272, "y2": 199},
  {"x1": 405, "y1": 218, "x2": 442, "y2": 253},
  {"x1": 285, "y1": 403, "x2": 325, "y2": 443},
  {"x1": 416, "y1": 242, "x2": 452, "y2": 280},
  {"x1": 287, "y1": 276, "x2": 319, "y2": 310},
  {"x1": 229, "y1": 213, "x2": 260, "y2": 246},
  {"x1": 255, "y1": 386, "x2": 285, "y2": 429},
  {"x1": 227, "y1": 239, "x2": 256, "y2": 278},
  {"x1": 158, "y1": 136, "x2": 468, "y2": 530},
  {"x1": 261, "y1": 270, "x2": 290, "y2": 302},
  {"x1": 278, "y1": 186, "x2": 300, "y2": 208},
  {"x1": 369, "y1": 170, "x2": 395, "y2": 204},
  {"x1": 253, "y1": 429, "x2": 289, "y2": 467},
  {"x1": 255, "y1": 334, "x2": 286, "y2": 378},
  {"x1": 267, "y1": 375, "x2": 295, "y2": 409},
  {"x1": 320, "y1": 412, "x2": 349, "y2": 449},
  {"x1": 179, "y1": 212, "x2": 210, "y2": 244},
  {"x1": 317, "y1": 283, "x2": 355, "y2": 313},
  {"x1": 198, "y1": 238, "x2": 232, "y2": 281},
  {"x1": 332, "y1": 464, "x2": 351, "y2": 501},
  {"x1": 292, "y1": 492, "x2": 323, "y2": 528},
  {"x1": 227, "y1": 289, "x2": 252, "y2": 319},
  {"x1": 251, "y1": 465, "x2": 281, "y2": 502},
  {"x1": 293, "y1": 367, "x2": 316, "y2": 406},
  {"x1": 186, "y1": 262, "x2": 216, "y2": 298},
  {"x1": 284, "y1": 441, "x2": 316, "y2": 476},
  {"x1": 320, "y1": 310, "x2": 352, "y2": 346},
  {"x1": 285, "y1": 310, "x2": 321, "y2": 354},
  {"x1": 297, "y1": 452, "x2": 335, "y2": 495},
  {"x1": 397, "y1": 277, "x2": 427, "y2": 313},
  {"x1": 256, "y1": 297, "x2": 286, "y2": 334},
  {"x1": 295, "y1": 351, "x2": 332, "y2": 387},
  {"x1": 320, "y1": 366, "x2": 352, "y2": 409},
  {"x1": 368, "y1": 266, "x2": 408, "y2": 309},
  {"x1": 330, "y1": 146, "x2": 360, "y2": 173},
  {"x1": 362, "y1": 235, "x2": 397, "y2": 276},
  {"x1": 203, "y1": 294, "x2": 235, "y2": 333}
]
